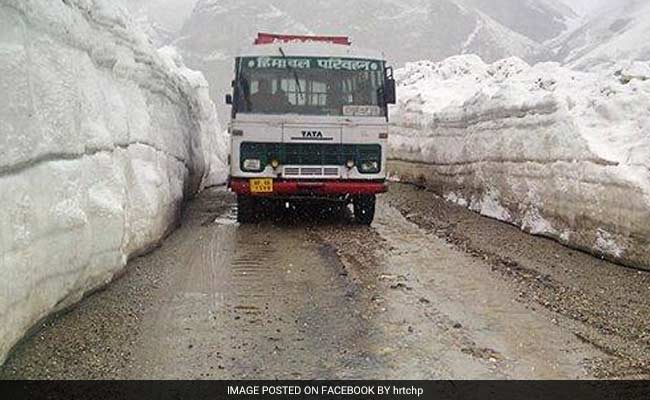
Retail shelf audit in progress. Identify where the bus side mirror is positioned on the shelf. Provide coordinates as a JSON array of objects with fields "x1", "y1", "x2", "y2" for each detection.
[
  {"x1": 225, "y1": 94, "x2": 233, "y2": 105},
  {"x1": 384, "y1": 78, "x2": 396, "y2": 105},
  {"x1": 384, "y1": 66, "x2": 396, "y2": 105}
]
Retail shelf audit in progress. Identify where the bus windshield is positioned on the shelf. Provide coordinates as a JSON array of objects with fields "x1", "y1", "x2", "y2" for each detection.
[{"x1": 235, "y1": 56, "x2": 386, "y2": 117}]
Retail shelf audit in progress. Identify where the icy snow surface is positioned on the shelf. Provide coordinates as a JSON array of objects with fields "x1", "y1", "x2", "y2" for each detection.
[
  {"x1": 389, "y1": 55, "x2": 650, "y2": 269},
  {"x1": 0, "y1": 0, "x2": 227, "y2": 362}
]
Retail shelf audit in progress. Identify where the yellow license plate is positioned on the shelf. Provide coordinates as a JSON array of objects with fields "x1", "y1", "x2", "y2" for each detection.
[{"x1": 250, "y1": 178, "x2": 273, "y2": 193}]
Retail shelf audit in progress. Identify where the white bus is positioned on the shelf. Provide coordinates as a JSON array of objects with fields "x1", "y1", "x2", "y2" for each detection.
[{"x1": 226, "y1": 33, "x2": 396, "y2": 225}]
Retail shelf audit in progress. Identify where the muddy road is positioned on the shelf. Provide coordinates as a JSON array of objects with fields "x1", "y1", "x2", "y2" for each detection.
[{"x1": 2, "y1": 184, "x2": 649, "y2": 379}]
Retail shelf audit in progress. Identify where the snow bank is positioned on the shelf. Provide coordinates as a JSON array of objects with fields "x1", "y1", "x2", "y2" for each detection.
[
  {"x1": 0, "y1": 0, "x2": 227, "y2": 363},
  {"x1": 157, "y1": 46, "x2": 229, "y2": 187},
  {"x1": 389, "y1": 55, "x2": 650, "y2": 270}
]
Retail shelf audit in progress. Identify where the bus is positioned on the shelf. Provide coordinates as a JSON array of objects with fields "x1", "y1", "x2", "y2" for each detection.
[{"x1": 226, "y1": 33, "x2": 396, "y2": 225}]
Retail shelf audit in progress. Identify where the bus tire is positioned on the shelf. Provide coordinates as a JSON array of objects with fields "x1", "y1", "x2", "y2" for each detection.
[
  {"x1": 237, "y1": 195, "x2": 257, "y2": 224},
  {"x1": 353, "y1": 195, "x2": 376, "y2": 225}
]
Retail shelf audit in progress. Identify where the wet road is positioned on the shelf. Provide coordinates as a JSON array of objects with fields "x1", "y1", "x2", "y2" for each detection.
[{"x1": 2, "y1": 185, "x2": 649, "y2": 379}]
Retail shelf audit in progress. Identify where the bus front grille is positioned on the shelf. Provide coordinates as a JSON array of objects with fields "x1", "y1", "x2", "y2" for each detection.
[
  {"x1": 240, "y1": 142, "x2": 381, "y2": 170},
  {"x1": 283, "y1": 166, "x2": 341, "y2": 178}
]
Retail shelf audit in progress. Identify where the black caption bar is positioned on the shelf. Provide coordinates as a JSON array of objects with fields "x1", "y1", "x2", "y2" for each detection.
[{"x1": 1, "y1": 381, "x2": 649, "y2": 400}]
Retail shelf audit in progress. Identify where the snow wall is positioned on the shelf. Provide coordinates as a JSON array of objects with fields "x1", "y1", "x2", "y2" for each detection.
[
  {"x1": 389, "y1": 55, "x2": 650, "y2": 270},
  {"x1": 0, "y1": 0, "x2": 227, "y2": 363}
]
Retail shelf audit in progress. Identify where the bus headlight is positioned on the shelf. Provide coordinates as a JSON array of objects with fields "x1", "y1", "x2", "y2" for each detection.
[
  {"x1": 243, "y1": 159, "x2": 261, "y2": 171},
  {"x1": 359, "y1": 161, "x2": 379, "y2": 173},
  {"x1": 270, "y1": 159, "x2": 280, "y2": 169},
  {"x1": 346, "y1": 160, "x2": 355, "y2": 169}
]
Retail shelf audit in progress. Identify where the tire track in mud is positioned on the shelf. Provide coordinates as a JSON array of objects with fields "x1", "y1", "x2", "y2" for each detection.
[
  {"x1": 126, "y1": 202, "x2": 384, "y2": 379},
  {"x1": 313, "y1": 200, "x2": 605, "y2": 379}
]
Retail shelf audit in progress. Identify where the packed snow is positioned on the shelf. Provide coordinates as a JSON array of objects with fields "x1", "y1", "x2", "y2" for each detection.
[
  {"x1": 389, "y1": 55, "x2": 650, "y2": 269},
  {"x1": 0, "y1": 0, "x2": 227, "y2": 363}
]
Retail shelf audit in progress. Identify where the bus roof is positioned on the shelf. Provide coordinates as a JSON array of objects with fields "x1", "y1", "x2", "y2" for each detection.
[
  {"x1": 254, "y1": 33, "x2": 351, "y2": 45},
  {"x1": 236, "y1": 41, "x2": 386, "y2": 61}
]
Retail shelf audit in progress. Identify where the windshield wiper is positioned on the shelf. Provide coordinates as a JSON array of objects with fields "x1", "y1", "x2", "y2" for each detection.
[{"x1": 279, "y1": 47, "x2": 303, "y2": 102}]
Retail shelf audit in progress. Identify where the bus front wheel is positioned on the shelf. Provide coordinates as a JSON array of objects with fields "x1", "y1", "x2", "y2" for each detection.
[{"x1": 353, "y1": 195, "x2": 376, "y2": 226}]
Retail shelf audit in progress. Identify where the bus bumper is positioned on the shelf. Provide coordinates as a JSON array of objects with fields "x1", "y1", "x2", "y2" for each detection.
[{"x1": 229, "y1": 179, "x2": 388, "y2": 197}]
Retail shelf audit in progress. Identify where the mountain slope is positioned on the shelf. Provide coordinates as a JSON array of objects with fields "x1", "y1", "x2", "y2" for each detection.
[
  {"x1": 555, "y1": 0, "x2": 611, "y2": 16},
  {"x1": 461, "y1": 0, "x2": 575, "y2": 43},
  {"x1": 125, "y1": 0, "x2": 198, "y2": 33},
  {"x1": 549, "y1": 0, "x2": 650, "y2": 69},
  {"x1": 179, "y1": 0, "x2": 571, "y2": 66},
  {"x1": 176, "y1": 0, "x2": 573, "y2": 120}
]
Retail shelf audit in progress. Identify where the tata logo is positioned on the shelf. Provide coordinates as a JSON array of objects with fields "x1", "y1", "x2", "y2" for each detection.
[
  {"x1": 292, "y1": 130, "x2": 334, "y2": 141},
  {"x1": 302, "y1": 130, "x2": 323, "y2": 138}
]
